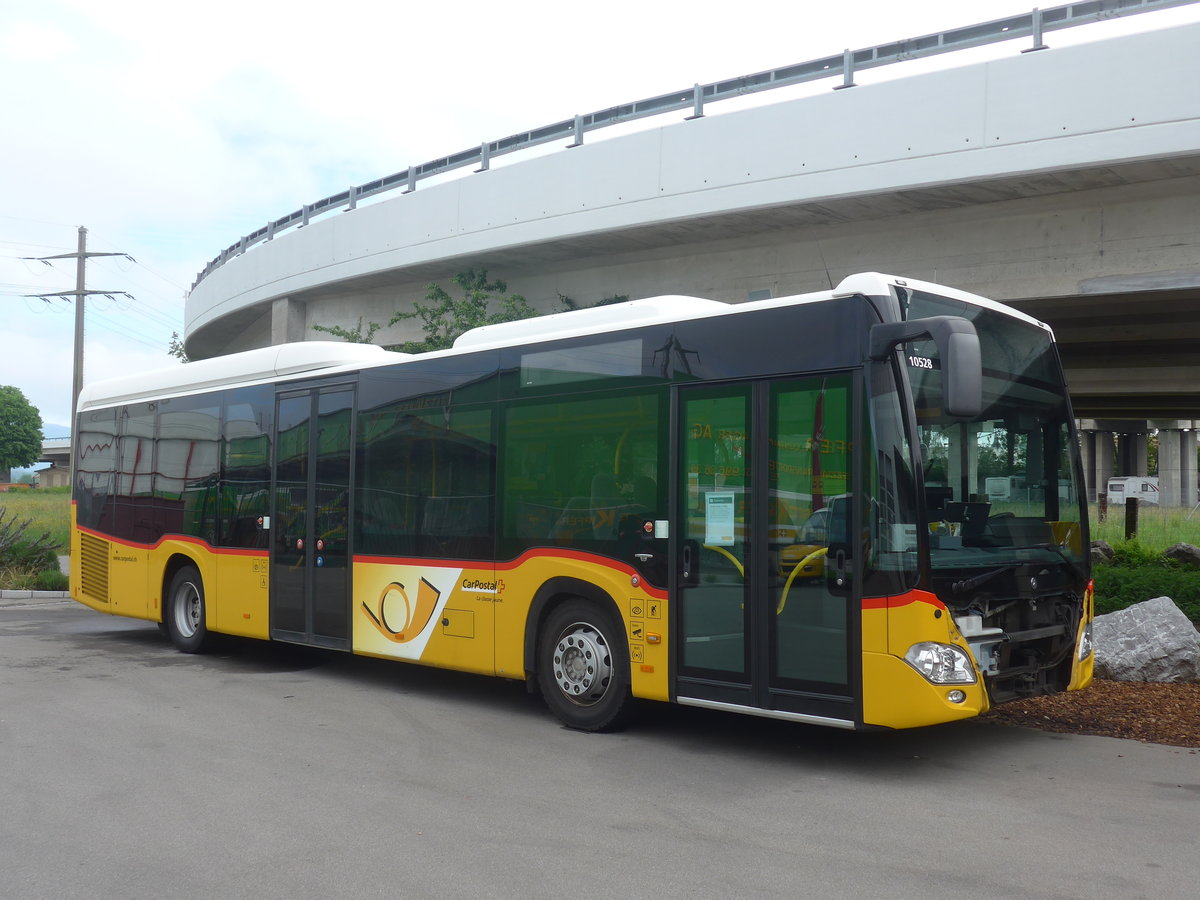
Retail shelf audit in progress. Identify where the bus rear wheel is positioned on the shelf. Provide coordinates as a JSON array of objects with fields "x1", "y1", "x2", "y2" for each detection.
[
  {"x1": 538, "y1": 599, "x2": 631, "y2": 732},
  {"x1": 165, "y1": 565, "x2": 212, "y2": 653}
]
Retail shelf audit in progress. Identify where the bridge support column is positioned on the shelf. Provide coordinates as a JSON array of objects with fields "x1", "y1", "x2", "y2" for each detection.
[
  {"x1": 271, "y1": 296, "x2": 307, "y2": 345},
  {"x1": 1159, "y1": 429, "x2": 1183, "y2": 508},
  {"x1": 1184, "y1": 430, "x2": 1198, "y2": 510},
  {"x1": 1080, "y1": 431, "x2": 1097, "y2": 503},
  {"x1": 1114, "y1": 432, "x2": 1148, "y2": 477},
  {"x1": 1092, "y1": 430, "x2": 1115, "y2": 504},
  {"x1": 1150, "y1": 422, "x2": 1199, "y2": 507}
]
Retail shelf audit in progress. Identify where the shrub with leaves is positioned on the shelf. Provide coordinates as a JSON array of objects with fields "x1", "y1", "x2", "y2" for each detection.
[
  {"x1": 0, "y1": 505, "x2": 60, "y2": 575},
  {"x1": 388, "y1": 269, "x2": 538, "y2": 352},
  {"x1": 1092, "y1": 539, "x2": 1200, "y2": 624}
]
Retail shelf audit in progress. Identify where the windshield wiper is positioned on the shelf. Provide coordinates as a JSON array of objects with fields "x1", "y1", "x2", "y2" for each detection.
[
  {"x1": 952, "y1": 566, "x2": 1010, "y2": 597},
  {"x1": 1006, "y1": 543, "x2": 1079, "y2": 569},
  {"x1": 950, "y1": 544, "x2": 1079, "y2": 597}
]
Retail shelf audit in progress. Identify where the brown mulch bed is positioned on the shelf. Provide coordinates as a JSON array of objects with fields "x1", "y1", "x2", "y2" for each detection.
[{"x1": 985, "y1": 679, "x2": 1200, "y2": 748}]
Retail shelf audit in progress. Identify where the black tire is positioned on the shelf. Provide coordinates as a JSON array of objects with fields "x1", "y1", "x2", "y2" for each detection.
[
  {"x1": 165, "y1": 565, "x2": 212, "y2": 653},
  {"x1": 537, "y1": 598, "x2": 632, "y2": 732}
]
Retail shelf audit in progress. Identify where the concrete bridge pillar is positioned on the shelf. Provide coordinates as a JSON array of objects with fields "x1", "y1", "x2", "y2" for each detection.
[
  {"x1": 271, "y1": 296, "x2": 307, "y2": 345},
  {"x1": 1184, "y1": 431, "x2": 1199, "y2": 510},
  {"x1": 1159, "y1": 429, "x2": 1182, "y2": 508},
  {"x1": 1150, "y1": 421, "x2": 1199, "y2": 507},
  {"x1": 1080, "y1": 431, "x2": 1097, "y2": 503},
  {"x1": 1080, "y1": 425, "x2": 1115, "y2": 504},
  {"x1": 1114, "y1": 432, "x2": 1148, "y2": 477}
]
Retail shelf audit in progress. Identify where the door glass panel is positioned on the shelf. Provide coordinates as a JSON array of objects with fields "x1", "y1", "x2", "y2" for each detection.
[
  {"x1": 312, "y1": 389, "x2": 352, "y2": 641},
  {"x1": 679, "y1": 388, "x2": 750, "y2": 678},
  {"x1": 273, "y1": 394, "x2": 310, "y2": 635},
  {"x1": 769, "y1": 377, "x2": 851, "y2": 690}
]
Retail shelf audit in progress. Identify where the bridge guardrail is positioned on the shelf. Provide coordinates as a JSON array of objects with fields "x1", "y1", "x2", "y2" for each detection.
[{"x1": 191, "y1": 0, "x2": 1198, "y2": 291}]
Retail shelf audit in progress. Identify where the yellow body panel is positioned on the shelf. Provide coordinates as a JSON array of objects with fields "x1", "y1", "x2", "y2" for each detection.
[
  {"x1": 353, "y1": 560, "x2": 497, "y2": 675},
  {"x1": 862, "y1": 652, "x2": 987, "y2": 728},
  {"x1": 1067, "y1": 580, "x2": 1096, "y2": 692},
  {"x1": 352, "y1": 549, "x2": 669, "y2": 701},
  {"x1": 861, "y1": 591, "x2": 988, "y2": 729},
  {"x1": 863, "y1": 584, "x2": 1095, "y2": 728},
  {"x1": 71, "y1": 512, "x2": 269, "y2": 639},
  {"x1": 72, "y1": 506, "x2": 1089, "y2": 730},
  {"x1": 210, "y1": 551, "x2": 271, "y2": 639}
]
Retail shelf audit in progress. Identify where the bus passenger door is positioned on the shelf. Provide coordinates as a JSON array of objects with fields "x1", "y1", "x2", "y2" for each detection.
[
  {"x1": 271, "y1": 385, "x2": 354, "y2": 650},
  {"x1": 674, "y1": 377, "x2": 857, "y2": 724}
]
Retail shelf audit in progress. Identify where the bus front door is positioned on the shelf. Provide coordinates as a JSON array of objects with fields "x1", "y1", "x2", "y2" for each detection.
[
  {"x1": 271, "y1": 385, "x2": 354, "y2": 649},
  {"x1": 674, "y1": 377, "x2": 856, "y2": 725}
]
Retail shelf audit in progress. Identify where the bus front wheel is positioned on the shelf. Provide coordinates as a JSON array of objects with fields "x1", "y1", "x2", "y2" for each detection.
[
  {"x1": 537, "y1": 598, "x2": 631, "y2": 732},
  {"x1": 165, "y1": 565, "x2": 212, "y2": 653}
]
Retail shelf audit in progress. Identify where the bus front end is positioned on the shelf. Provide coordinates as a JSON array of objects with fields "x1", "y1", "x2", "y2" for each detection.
[{"x1": 860, "y1": 278, "x2": 1093, "y2": 728}]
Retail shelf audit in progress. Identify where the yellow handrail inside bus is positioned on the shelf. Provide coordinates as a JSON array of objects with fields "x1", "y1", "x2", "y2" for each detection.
[
  {"x1": 777, "y1": 547, "x2": 828, "y2": 615},
  {"x1": 702, "y1": 544, "x2": 744, "y2": 578}
]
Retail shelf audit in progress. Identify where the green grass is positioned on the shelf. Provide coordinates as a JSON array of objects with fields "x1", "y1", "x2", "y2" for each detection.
[
  {"x1": 1087, "y1": 502, "x2": 1200, "y2": 551},
  {"x1": 0, "y1": 486, "x2": 71, "y2": 551},
  {"x1": 0, "y1": 487, "x2": 70, "y2": 591}
]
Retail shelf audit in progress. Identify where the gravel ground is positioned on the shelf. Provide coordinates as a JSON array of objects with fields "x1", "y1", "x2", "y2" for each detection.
[{"x1": 985, "y1": 679, "x2": 1200, "y2": 748}]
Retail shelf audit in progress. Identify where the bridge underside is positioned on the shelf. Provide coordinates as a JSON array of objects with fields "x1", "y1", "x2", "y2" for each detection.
[
  {"x1": 213, "y1": 155, "x2": 1200, "y2": 426},
  {"x1": 186, "y1": 22, "x2": 1200, "y2": 438},
  {"x1": 1011, "y1": 288, "x2": 1200, "y2": 421}
]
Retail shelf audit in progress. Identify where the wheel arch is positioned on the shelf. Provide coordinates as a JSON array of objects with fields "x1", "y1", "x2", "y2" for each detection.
[
  {"x1": 523, "y1": 576, "x2": 622, "y2": 682},
  {"x1": 160, "y1": 552, "x2": 203, "y2": 624}
]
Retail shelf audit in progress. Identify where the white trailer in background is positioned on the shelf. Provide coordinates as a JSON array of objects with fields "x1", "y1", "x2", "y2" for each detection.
[{"x1": 1106, "y1": 476, "x2": 1160, "y2": 505}]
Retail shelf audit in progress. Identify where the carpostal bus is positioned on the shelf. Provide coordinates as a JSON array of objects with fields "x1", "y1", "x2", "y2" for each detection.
[{"x1": 70, "y1": 273, "x2": 1094, "y2": 732}]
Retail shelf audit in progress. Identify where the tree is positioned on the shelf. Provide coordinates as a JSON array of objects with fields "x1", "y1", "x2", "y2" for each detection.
[
  {"x1": 0, "y1": 386, "x2": 44, "y2": 474},
  {"x1": 387, "y1": 269, "x2": 538, "y2": 353},
  {"x1": 311, "y1": 268, "x2": 628, "y2": 352},
  {"x1": 557, "y1": 291, "x2": 630, "y2": 311},
  {"x1": 168, "y1": 331, "x2": 189, "y2": 363},
  {"x1": 311, "y1": 317, "x2": 381, "y2": 344}
]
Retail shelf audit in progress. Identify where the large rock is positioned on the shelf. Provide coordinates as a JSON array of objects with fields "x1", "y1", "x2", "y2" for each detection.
[
  {"x1": 1090, "y1": 540, "x2": 1115, "y2": 566},
  {"x1": 1093, "y1": 596, "x2": 1200, "y2": 683},
  {"x1": 1163, "y1": 542, "x2": 1200, "y2": 569}
]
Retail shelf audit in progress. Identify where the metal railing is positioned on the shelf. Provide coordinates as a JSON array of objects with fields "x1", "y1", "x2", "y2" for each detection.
[{"x1": 191, "y1": 0, "x2": 1199, "y2": 290}]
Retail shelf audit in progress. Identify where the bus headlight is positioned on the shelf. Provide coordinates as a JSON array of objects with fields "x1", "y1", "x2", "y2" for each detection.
[
  {"x1": 904, "y1": 642, "x2": 977, "y2": 685},
  {"x1": 1077, "y1": 622, "x2": 1094, "y2": 661}
]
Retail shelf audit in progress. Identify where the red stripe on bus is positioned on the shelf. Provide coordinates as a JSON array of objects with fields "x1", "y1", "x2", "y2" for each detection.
[
  {"x1": 862, "y1": 589, "x2": 946, "y2": 611},
  {"x1": 76, "y1": 525, "x2": 267, "y2": 558},
  {"x1": 354, "y1": 547, "x2": 669, "y2": 600}
]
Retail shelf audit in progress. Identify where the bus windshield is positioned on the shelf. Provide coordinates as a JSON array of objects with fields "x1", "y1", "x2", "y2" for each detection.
[{"x1": 900, "y1": 289, "x2": 1087, "y2": 577}]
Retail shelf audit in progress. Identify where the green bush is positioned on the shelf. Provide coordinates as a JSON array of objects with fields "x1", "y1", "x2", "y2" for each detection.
[
  {"x1": 30, "y1": 569, "x2": 68, "y2": 591},
  {"x1": 1092, "y1": 539, "x2": 1200, "y2": 624},
  {"x1": 0, "y1": 505, "x2": 60, "y2": 590}
]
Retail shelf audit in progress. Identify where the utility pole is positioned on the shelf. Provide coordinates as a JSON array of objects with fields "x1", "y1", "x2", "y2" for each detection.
[{"x1": 24, "y1": 226, "x2": 133, "y2": 423}]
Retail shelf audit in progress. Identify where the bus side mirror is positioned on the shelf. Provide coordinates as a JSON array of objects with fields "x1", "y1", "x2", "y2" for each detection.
[{"x1": 869, "y1": 316, "x2": 982, "y2": 418}]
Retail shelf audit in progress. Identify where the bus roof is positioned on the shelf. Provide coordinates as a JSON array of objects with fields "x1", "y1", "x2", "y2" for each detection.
[
  {"x1": 452, "y1": 295, "x2": 732, "y2": 351},
  {"x1": 77, "y1": 341, "x2": 402, "y2": 412},
  {"x1": 77, "y1": 273, "x2": 1051, "y2": 411}
]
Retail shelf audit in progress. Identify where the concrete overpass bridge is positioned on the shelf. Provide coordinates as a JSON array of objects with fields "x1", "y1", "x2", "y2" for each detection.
[{"x1": 185, "y1": 1, "x2": 1200, "y2": 502}]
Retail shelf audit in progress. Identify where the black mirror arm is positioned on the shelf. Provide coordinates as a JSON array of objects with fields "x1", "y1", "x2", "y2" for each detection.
[
  {"x1": 868, "y1": 316, "x2": 975, "y2": 361},
  {"x1": 869, "y1": 315, "x2": 982, "y2": 418}
]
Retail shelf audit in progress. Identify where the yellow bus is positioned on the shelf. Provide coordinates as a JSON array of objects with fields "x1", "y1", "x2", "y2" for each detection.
[{"x1": 71, "y1": 273, "x2": 1093, "y2": 731}]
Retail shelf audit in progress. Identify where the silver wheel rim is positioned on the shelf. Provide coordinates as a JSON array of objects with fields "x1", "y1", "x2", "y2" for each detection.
[
  {"x1": 551, "y1": 621, "x2": 613, "y2": 707},
  {"x1": 173, "y1": 580, "x2": 202, "y2": 639}
]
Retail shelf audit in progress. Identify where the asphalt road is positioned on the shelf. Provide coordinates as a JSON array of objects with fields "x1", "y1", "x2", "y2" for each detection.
[{"x1": 2, "y1": 598, "x2": 1198, "y2": 899}]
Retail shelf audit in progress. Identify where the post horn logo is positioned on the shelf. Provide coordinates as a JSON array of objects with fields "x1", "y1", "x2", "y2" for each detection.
[{"x1": 362, "y1": 578, "x2": 441, "y2": 643}]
